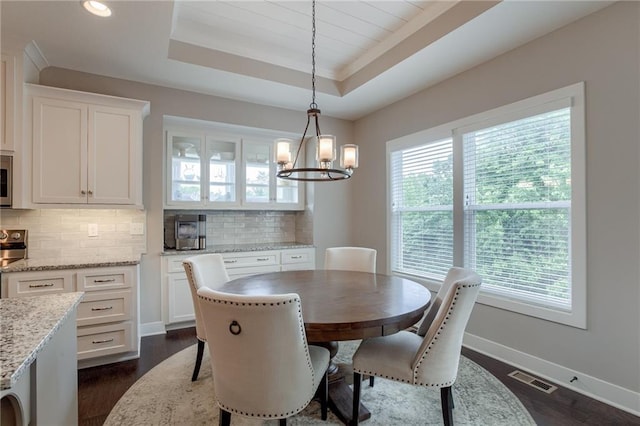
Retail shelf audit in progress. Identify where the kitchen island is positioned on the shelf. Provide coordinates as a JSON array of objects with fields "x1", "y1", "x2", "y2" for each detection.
[{"x1": 1, "y1": 292, "x2": 83, "y2": 425}]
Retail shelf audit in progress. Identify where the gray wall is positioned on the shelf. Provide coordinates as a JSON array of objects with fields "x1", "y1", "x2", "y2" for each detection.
[
  {"x1": 38, "y1": 68, "x2": 354, "y2": 327},
  {"x1": 353, "y1": 2, "x2": 639, "y2": 393}
]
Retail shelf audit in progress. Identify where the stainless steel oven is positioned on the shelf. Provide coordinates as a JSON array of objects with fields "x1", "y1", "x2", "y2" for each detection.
[{"x1": 0, "y1": 155, "x2": 12, "y2": 208}]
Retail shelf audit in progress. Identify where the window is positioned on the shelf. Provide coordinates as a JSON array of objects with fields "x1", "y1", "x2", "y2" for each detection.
[{"x1": 388, "y1": 83, "x2": 586, "y2": 328}]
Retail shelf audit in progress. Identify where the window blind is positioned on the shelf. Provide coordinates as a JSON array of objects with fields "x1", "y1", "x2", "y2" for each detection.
[
  {"x1": 463, "y1": 107, "x2": 572, "y2": 309},
  {"x1": 390, "y1": 139, "x2": 453, "y2": 280}
]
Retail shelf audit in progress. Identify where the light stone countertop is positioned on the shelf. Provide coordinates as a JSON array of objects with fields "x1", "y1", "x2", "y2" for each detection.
[
  {"x1": 0, "y1": 292, "x2": 84, "y2": 390},
  {"x1": 162, "y1": 242, "x2": 314, "y2": 256},
  {"x1": 0, "y1": 256, "x2": 141, "y2": 273}
]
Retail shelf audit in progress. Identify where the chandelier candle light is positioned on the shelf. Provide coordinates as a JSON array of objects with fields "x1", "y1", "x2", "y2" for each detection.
[{"x1": 276, "y1": 0, "x2": 359, "y2": 181}]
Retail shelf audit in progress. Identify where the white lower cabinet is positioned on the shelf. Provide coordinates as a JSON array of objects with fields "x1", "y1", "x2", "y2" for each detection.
[
  {"x1": 162, "y1": 247, "x2": 315, "y2": 326},
  {"x1": 1, "y1": 264, "x2": 140, "y2": 368}
]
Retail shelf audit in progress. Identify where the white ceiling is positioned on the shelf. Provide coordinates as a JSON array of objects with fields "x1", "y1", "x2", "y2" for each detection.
[{"x1": 1, "y1": 1, "x2": 613, "y2": 120}]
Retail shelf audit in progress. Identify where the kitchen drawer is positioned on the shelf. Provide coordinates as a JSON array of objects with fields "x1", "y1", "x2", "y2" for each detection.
[
  {"x1": 281, "y1": 262, "x2": 315, "y2": 272},
  {"x1": 76, "y1": 267, "x2": 133, "y2": 292},
  {"x1": 166, "y1": 255, "x2": 191, "y2": 273},
  {"x1": 222, "y1": 252, "x2": 279, "y2": 269},
  {"x1": 77, "y1": 322, "x2": 134, "y2": 360},
  {"x1": 77, "y1": 289, "x2": 132, "y2": 326},
  {"x1": 227, "y1": 264, "x2": 281, "y2": 279},
  {"x1": 281, "y1": 249, "x2": 314, "y2": 265},
  {"x1": 5, "y1": 270, "x2": 74, "y2": 298}
]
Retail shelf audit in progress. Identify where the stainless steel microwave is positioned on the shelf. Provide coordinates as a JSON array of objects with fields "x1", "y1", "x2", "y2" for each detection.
[{"x1": 1, "y1": 155, "x2": 13, "y2": 208}]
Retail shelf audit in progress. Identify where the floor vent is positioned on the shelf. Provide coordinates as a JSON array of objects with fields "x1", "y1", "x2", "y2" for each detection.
[{"x1": 508, "y1": 370, "x2": 558, "y2": 394}]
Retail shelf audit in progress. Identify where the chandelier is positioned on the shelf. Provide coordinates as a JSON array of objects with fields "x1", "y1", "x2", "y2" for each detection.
[{"x1": 275, "y1": 0, "x2": 359, "y2": 182}]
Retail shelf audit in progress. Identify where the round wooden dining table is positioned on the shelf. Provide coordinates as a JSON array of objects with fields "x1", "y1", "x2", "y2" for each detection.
[{"x1": 217, "y1": 269, "x2": 432, "y2": 424}]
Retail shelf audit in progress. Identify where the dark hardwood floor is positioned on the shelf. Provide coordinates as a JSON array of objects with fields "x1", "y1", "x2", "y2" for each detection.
[{"x1": 78, "y1": 327, "x2": 640, "y2": 425}]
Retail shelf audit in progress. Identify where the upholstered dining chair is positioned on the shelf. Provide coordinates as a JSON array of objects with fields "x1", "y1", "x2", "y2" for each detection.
[
  {"x1": 197, "y1": 286, "x2": 330, "y2": 426},
  {"x1": 324, "y1": 246, "x2": 377, "y2": 385},
  {"x1": 182, "y1": 253, "x2": 230, "y2": 381},
  {"x1": 324, "y1": 246, "x2": 377, "y2": 273},
  {"x1": 351, "y1": 267, "x2": 482, "y2": 426}
]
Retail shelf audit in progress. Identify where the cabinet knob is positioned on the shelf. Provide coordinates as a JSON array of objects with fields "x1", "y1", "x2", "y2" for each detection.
[
  {"x1": 87, "y1": 190, "x2": 93, "y2": 196},
  {"x1": 81, "y1": 190, "x2": 87, "y2": 195}
]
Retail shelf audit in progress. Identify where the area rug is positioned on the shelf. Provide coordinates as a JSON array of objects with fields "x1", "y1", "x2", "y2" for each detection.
[{"x1": 105, "y1": 341, "x2": 536, "y2": 425}]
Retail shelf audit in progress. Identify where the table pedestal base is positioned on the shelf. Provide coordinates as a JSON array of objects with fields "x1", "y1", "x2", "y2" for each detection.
[
  {"x1": 328, "y1": 375, "x2": 371, "y2": 425},
  {"x1": 312, "y1": 341, "x2": 371, "y2": 424}
]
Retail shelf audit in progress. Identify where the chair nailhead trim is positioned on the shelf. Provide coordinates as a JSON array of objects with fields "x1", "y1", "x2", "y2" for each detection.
[
  {"x1": 218, "y1": 397, "x2": 313, "y2": 419},
  {"x1": 412, "y1": 283, "x2": 481, "y2": 383}
]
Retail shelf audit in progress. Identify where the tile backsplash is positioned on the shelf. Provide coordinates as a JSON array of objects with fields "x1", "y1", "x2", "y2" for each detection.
[
  {"x1": 0, "y1": 209, "x2": 147, "y2": 260},
  {"x1": 164, "y1": 210, "x2": 312, "y2": 249}
]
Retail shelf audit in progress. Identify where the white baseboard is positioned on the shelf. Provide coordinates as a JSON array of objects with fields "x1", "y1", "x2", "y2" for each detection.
[
  {"x1": 463, "y1": 332, "x2": 640, "y2": 417},
  {"x1": 140, "y1": 321, "x2": 166, "y2": 337}
]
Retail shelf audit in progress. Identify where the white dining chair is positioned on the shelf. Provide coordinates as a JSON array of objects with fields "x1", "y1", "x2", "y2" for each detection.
[
  {"x1": 324, "y1": 247, "x2": 376, "y2": 273},
  {"x1": 197, "y1": 286, "x2": 330, "y2": 425},
  {"x1": 324, "y1": 246, "x2": 378, "y2": 385},
  {"x1": 351, "y1": 267, "x2": 482, "y2": 426},
  {"x1": 182, "y1": 253, "x2": 230, "y2": 381}
]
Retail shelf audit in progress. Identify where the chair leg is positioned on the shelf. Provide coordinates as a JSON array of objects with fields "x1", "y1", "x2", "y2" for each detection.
[
  {"x1": 440, "y1": 386, "x2": 453, "y2": 426},
  {"x1": 369, "y1": 375, "x2": 374, "y2": 387},
  {"x1": 320, "y1": 368, "x2": 328, "y2": 420},
  {"x1": 448, "y1": 386, "x2": 455, "y2": 410},
  {"x1": 219, "y1": 408, "x2": 231, "y2": 426},
  {"x1": 352, "y1": 372, "x2": 362, "y2": 426},
  {"x1": 279, "y1": 419, "x2": 287, "y2": 426},
  {"x1": 192, "y1": 339, "x2": 205, "y2": 381}
]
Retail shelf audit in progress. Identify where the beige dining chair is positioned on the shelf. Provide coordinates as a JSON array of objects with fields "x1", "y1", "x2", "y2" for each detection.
[
  {"x1": 350, "y1": 267, "x2": 482, "y2": 426},
  {"x1": 182, "y1": 253, "x2": 230, "y2": 381},
  {"x1": 197, "y1": 286, "x2": 330, "y2": 426},
  {"x1": 324, "y1": 246, "x2": 378, "y2": 385},
  {"x1": 324, "y1": 247, "x2": 377, "y2": 273}
]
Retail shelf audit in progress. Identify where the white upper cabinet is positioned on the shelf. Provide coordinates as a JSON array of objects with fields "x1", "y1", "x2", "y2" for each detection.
[
  {"x1": 1, "y1": 53, "x2": 16, "y2": 152},
  {"x1": 27, "y1": 84, "x2": 149, "y2": 208},
  {"x1": 166, "y1": 130, "x2": 241, "y2": 208},
  {"x1": 164, "y1": 118, "x2": 304, "y2": 210},
  {"x1": 242, "y1": 138, "x2": 301, "y2": 208}
]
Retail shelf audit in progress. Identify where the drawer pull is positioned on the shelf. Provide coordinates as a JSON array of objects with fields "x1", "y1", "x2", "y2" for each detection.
[
  {"x1": 224, "y1": 260, "x2": 238, "y2": 264},
  {"x1": 257, "y1": 257, "x2": 270, "y2": 261},
  {"x1": 29, "y1": 283, "x2": 54, "y2": 288},
  {"x1": 291, "y1": 255, "x2": 303, "y2": 259},
  {"x1": 93, "y1": 278, "x2": 116, "y2": 283},
  {"x1": 91, "y1": 306, "x2": 114, "y2": 311},
  {"x1": 92, "y1": 338, "x2": 114, "y2": 344}
]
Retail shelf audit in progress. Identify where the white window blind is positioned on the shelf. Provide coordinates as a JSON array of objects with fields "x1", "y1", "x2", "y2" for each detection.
[
  {"x1": 463, "y1": 108, "x2": 572, "y2": 310},
  {"x1": 390, "y1": 139, "x2": 453, "y2": 280},
  {"x1": 387, "y1": 82, "x2": 585, "y2": 327}
]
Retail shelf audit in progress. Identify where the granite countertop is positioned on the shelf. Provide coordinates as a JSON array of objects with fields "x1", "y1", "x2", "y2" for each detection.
[
  {"x1": 0, "y1": 256, "x2": 141, "y2": 273},
  {"x1": 0, "y1": 292, "x2": 84, "y2": 390},
  {"x1": 162, "y1": 242, "x2": 314, "y2": 256}
]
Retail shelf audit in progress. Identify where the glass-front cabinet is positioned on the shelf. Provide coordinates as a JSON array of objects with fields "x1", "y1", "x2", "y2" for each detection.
[
  {"x1": 167, "y1": 131, "x2": 241, "y2": 208},
  {"x1": 165, "y1": 121, "x2": 303, "y2": 210},
  {"x1": 243, "y1": 139, "x2": 300, "y2": 207}
]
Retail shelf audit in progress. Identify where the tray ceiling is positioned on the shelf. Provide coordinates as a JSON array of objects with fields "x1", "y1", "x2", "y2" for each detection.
[{"x1": 1, "y1": 1, "x2": 613, "y2": 120}]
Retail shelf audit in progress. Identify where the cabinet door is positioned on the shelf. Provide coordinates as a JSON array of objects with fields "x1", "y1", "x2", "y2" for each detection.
[
  {"x1": 205, "y1": 135, "x2": 241, "y2": 207},
  {"x1": 243, "y1": 138, "x2": 304, "y2": 210},
  {"x1": 89, "y1": 105, "x2": 139, "y2": 204},
  {"x1": 33, "y1": 97, "x2": 88, "y2": 203},
  {"x1": 167, "y1": 273, "x2": 195, "y2": 323},
  {"x1": 166, "y1": 131, "x2": 206, "y2": 206},
  {"x1": 1, "y1": 54, "x2": 16, "y2": 151},
  {"x1": 242, "y1": 139, "x2": 273, "y2": 205}
]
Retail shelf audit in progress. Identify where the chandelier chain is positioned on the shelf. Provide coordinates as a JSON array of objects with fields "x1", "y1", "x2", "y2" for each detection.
[{"x1": 310, "y1": 0, "x2": 317, "y2": 109}]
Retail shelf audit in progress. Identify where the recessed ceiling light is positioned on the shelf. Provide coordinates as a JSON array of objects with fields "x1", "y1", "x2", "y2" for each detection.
[{"x1": 82, "y1": 0, "x2": 112, "y2": 17}]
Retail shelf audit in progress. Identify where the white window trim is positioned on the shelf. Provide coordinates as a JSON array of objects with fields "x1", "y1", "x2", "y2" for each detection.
[{"x1": 387, "y1": 82, "x2": 586, "y2": 329}]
